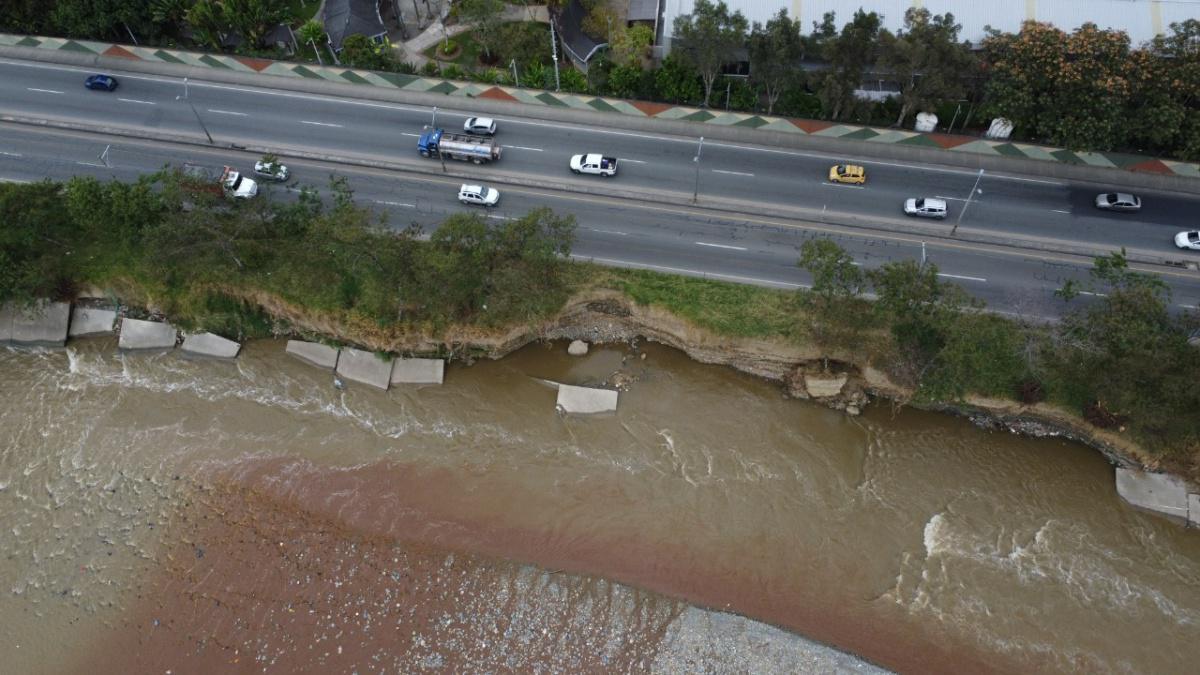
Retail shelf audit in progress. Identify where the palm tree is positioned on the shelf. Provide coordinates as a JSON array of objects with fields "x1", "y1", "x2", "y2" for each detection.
[
  {"x1": 186, "y1": 0, "x2": 226, "y2": 50},
  {"x1": 298, "y1": 19, "x2": 326, "y2": 53}
]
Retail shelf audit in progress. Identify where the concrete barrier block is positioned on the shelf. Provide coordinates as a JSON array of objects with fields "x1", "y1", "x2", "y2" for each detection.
[
  {"x1": 1189, "y1": 494, "x2": 1200, "y2": 528},
  {"x1": 68, "y1": 307, "x2": 117, "y2": 337},
  {"x1": 804, "y1": 373, "x2": 848, "y2": 399},
  {"x1": 181, "y1": 332, "x2": 241, "y2": 359},
  {"x1": 10, "y1": 301, "x2": 70, "y2": 346},
  {"x1": 118, "y1": 318, "x2": 178, "y2": 350},
  {"x1": 285, "y1": 340, "x2": 340, "y2": 369},
  {"x1": 336, "y1": 348, "x2": 391, "y2": 390},
  {"x1": 556, "y1": 384, "x2": 619, "y2": 414},
  {"x1": 390, "y1": 358, "x2": 445, "y2": 385},
  {"x1": 1115, "y1": 468, "x2": 1191, "y2": 521}
]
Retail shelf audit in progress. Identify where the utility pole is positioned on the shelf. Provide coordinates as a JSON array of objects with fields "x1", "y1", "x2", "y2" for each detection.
[
  {"x1": 952, "y1": 168, "x2": 984, "y2": 236},
  {"x1": 432, "y1": 106, "x2": 438, "y2": 129},
  {"x1": 549, "y1": 20, "x2": 561, "y2": 91},
  {"x1": 176, "y1": 77, "x2": 214, "y2": 145},
  {"x1": 99, "y1": 145, "x2": 111, "y2": 168},
  {"x1": 692, "y1": 136, "x2": 704, "y2": 203},
  {"x1": 510, "y1": 59, "x2": 519, "y2": 87}
]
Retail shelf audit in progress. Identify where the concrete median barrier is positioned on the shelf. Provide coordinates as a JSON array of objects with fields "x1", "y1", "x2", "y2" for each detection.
[
  {"x1": 285, "y1": 340, "x2": 340, "y2": 369},
  {"x1": 390, "y1": 358, "x2": 445, "y2": 385},
  {"x1": 118, "y1": 318, "x2": 178, "y2": 350},
  {"x1": 556, "y1": 384, "x2": 619, "y2": 414},
  {"x1": 68, "y1": 306, "x2": 117, "y2": 337},
  {"x1": 2, "y1": 301, "x2": 71, "y2": 347},
  {"x1": 335, "y1": 348, "x2": 392, "y2": 390},
  {"x1": 181, "y1": 332, "x2": 242, "y2": 359}
]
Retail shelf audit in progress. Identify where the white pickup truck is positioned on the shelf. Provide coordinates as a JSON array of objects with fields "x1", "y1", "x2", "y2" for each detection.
[{"x1": 570, "y1": 153, "x2": 617, "y2": 177}]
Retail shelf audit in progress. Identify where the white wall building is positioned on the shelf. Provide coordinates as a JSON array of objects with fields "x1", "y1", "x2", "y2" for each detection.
[{"x1": 658, "y1": 0, "x2": 1200, "y2": 51}]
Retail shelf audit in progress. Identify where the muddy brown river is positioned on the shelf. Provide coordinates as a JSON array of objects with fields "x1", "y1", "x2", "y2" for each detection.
[{"x1": 0, "y1": 338, "x2": 1197, "y2": 673}]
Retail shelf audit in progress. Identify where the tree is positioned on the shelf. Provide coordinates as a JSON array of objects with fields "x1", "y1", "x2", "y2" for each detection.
[
  {"x1": 749, "y1": 9, "x2": 803, "y2": 115},
  {"x1": 151, "y1": 0, "x2": 195, "y2": 38},
  {"x1": 340, "y1": 34, "x2": 397, "y2": 71},
  {"x1": 797, "y1": 239, "x2": 864, "y2": 345},
  {"x1": 1053, "y1": 250, "x2": 1200, "y2": 446},
  {"x1": 457, "y1": 0, "x2": 505, "y2": 62},
  {"x1": 654, "y1": 52, "x2": 703, "y2": 104},
  {"x1": 982, "y1": 21, "x2": 1130, "y2": 150},
  {"x1": 818, "y1": 9, "x2": 881, "y2": 120},
  {"x1": 877, "y1": 8, "x2": 973, "y2": 127},
  {"x1": 582, "y1": 5, "x2": 619, "y2": 42},
  {"x1": 222, "y1": 0, "x2": 288, "y2": 49},
  {"x1": 868, "y1": 259, "x2": 972, "y2": 388},
  {"x1": 297, "y1": 18, "x2": 326, "y2": 53},
  {"x1": 608, "y1": 24, "x2": 653, "y2": 69},
  {"x1": 670, "y1": 0, "x2": 748, "y2": 107},
  {"x1": 187, "y1": 0, "x2": 226, "y2": 50},
  {"x1": 497, "y1": 21, "x2": 552, "y2": 67}
]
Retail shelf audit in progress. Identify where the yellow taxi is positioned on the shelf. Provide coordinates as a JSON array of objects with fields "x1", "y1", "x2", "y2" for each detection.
[{"x1": 828, "y1": 164, "x2": 866, "y2": 185}]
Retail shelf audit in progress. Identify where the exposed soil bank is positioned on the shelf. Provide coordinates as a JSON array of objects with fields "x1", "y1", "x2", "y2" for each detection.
[{"x1": 257, "y1": 288, "x2": 1184, "y2": 481}]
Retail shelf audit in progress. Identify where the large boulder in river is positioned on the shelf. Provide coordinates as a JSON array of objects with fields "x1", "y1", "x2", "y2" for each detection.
[{"x1": 567, "y1": 340, "x2": 589, "y2": 356}]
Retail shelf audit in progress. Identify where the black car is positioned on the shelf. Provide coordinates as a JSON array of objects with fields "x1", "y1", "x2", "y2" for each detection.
[{"x1": 84, "y1": 74, "x2": 118, "y2": 91}]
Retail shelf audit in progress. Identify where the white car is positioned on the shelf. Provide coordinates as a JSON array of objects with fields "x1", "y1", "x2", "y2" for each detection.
[
  {"x1": 253, "y1": 160, "x2": 289, "y2": 181},
  {"x1": 220, "y1": 166, "x2": 258, "y2": 199},
  {"x1": 464, "y1": 116, "x2": 497, "y2": 135},
  {"x1": 458, "y1": 183, "x2": 499, "y2": 206},
  {"x1": 1095, "y1": 192, "x2": 1141, "y2": 212},
  {"x1": 1175, "y1": 231, "x2": 1200, "y2": 250},
  {"x1": 569, "y1": 153, "x2": 618, "y2": 177},
  {"x1": 903, "y1": 197, "x2": 948, "y2": 219}
]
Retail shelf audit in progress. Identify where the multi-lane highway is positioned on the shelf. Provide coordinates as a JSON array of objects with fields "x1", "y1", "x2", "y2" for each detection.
[{"x1": 2, "y1": 57, "x2": 1199, "y2": 319}]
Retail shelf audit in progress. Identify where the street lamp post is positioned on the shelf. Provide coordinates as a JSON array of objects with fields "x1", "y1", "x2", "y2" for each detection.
[
  {"x1": 952, "y1": 168, "x2": 984, "y2": 236},
  {"x1": 692, "y1": 136, "x2": 704, "y2": 203},
  {"x1": 431, "y1": 106, "x2": 438, "y2": 129},
  {"x1": 510, "y1": 59, "x2": 519, "y2": 87},
  {"x1": 176, "y1": 77, "x2": 214, "y2": 145}
]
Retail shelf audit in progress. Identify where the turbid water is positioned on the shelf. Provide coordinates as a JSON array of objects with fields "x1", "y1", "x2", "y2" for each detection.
[{"x1": 0, "y1": 338, "x2": 1197, "y2": 673}]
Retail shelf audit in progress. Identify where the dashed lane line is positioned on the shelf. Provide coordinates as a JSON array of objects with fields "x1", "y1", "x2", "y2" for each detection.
[
  {"x1": 712, "y1": 169, "x2": 754, "y2": 177},
  {"x1": 118, "y1": 98, "x2": 156, "y2": 105},
  {"x1": 696, "y1": 242, "x2": 748, "y2": 251}
]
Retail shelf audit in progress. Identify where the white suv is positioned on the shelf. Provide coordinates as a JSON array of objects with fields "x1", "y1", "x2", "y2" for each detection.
[
  {"x1": 903, "y1": 197, "x2": 947, "y2": 219},
  {"x1": 458, "y1": 184, "x2": 499, "y2": 206}
]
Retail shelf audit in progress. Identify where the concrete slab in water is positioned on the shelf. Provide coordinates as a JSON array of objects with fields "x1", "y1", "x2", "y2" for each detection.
[
  {"x1": 804, "y1": 373, "x2": 848, "y2": 398},
  {"x1": 181, "y1": 332, "x2": 241, "y2": 359},
  {"x1": 1115, "y1": 468, "x2": 1191, "y2": 521},
  {"x1": 8, "y1": 301, "x2": 71, "y2": 346},
  {"x1": 118, "y1": 318, "x2": 178, "y2": 350},
  {"x1": 285, "y1": 340, "x2": 340, "y2": 369},
  {"x1": 336, "y1": 348, "x2": 392, "y2": 390},
  {"x1": 1190, "y1": 493, "x2": 1200, "y2": 528},
  {"x1": 68, "y1": 307, "x2": 117, "y2": 337},
  {"x1": 556, "y1": 384, "x2": 619, "y2": 414},
  {"x1": 390, "y1": 358, "x2": 445, "y2": 385}
]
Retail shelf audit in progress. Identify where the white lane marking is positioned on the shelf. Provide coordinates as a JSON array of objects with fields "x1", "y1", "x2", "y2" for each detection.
[
  {"x1": 572, "y1": 254, "x2": 806, "y2": 289},
  {"x1": 300, "y1": 120, "x2": 342, "y2": 128},
  {"x1": 27, "y1": 87, "x2": 64, "y2": 94},
  {"x1": 934, "y1": 195, "x2": 970, "y2": 202},
  {"x1": 373, "y1": 200, "x2": 415, "y2": 207},
  {"x1": 1179, "y1": 304, "x2": 1198, "y2": 310},
  {"x1": 1051, "y1": 209, "x2": 1070, "y2": 214},
  {"x1": 619, "y1": 158, "x2": 647, "y2": 164},
  {"x1": 712, "y1": 169, "x2": 754, "y2": 177},
  {"x1": 486, "y1": 214, "x2": 513, "y2": 220},
  {"x1": 937, "y1": 273, "x2": 987, "y2": 282},
  {"x1": 822, "y1": 182, "x2": 864, "y2": 189},
  {"x1": 696, "y1": 242, "x2": 748, "y2": 251},
  {"x1": 0, "y1": 177, "x2": 32, "y2": 183},
  {"x1": 1064, "y1": 289, "x2": 1109, "y2": 297},
  {"x1": 400, "y1": 132, "x2": 421, "y2": 137},
  {"x1": 118, "y1": 98, "x2": 156, "y2": 105},
  {"x1": 75, "y1": 161, "x2": 106, "y2": 167},
  {"x1": 207, "y1": 109, "x2": 247, "y2": 116},
  {"x1": 0, "y1": 151, "x2": 22, "y2": 157},
  {"x1": 589, "y1": 228, "x2": 629, "y2": 236},
  {"x1": 504, "y1": 145, "x2": 543, "y2": 152}
]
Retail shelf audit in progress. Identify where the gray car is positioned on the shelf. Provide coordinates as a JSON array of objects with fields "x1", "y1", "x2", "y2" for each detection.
[{"x1": 1094, "y1": 192, "x2": 1141, "y2": 212}]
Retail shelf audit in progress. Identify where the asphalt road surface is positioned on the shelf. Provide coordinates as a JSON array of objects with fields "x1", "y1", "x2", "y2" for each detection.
[{"x1": 1, "y1": 58, "x2": 1198, "y2": 319}]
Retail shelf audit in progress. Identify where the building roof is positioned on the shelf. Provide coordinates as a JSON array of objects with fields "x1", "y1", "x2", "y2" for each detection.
[
  {"x1": 323, "y1": 0, "x2": 387, "y2": 51},
  {"x1": 628, "y1": 0, "x2": 659, "y2": 23},
  {"x1": 660, "y1": 0, "x2": 1200, "y2": 49}
]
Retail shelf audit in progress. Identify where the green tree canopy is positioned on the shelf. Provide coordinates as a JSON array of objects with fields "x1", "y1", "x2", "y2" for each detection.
[
  {"x1": 670, "y1": 0, "x2": 749, "y2": 107},
  {"x1": 749, "y1": 9, "x2": 803, "y2": 115},
  {"x1": 818, "y1": 9, "x2": 881, "y2": 120},
  {"x1": 877, "y1": 8, "x2": 974, "y2": 127},
  {"x1": 458, "y1": 0, "x2": 505, "y2": 61}
]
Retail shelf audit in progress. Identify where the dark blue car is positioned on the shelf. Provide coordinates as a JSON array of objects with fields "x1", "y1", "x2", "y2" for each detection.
[{"x1": 84, "y1": 74, "x2": 118, "y2": 91}]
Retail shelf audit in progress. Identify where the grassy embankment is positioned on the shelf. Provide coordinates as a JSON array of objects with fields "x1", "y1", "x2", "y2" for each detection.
[{"x1": 2, "y1": 174, "x2": 1197, "y2": 477}]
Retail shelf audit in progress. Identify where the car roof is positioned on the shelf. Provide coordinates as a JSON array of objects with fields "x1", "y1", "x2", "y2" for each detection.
[
  {"x1": 921, "y1": 198, "x2": 947, "y2": 208},
  {"x1": 1115, "y1": 193, "x2": 1137, "y2": 200},
  {"x1": 469, "y1": 116, "x2": 493, "y2": 124},
  {"x1": 460, "y1": 184, "x2": 482, "y2": 192}
]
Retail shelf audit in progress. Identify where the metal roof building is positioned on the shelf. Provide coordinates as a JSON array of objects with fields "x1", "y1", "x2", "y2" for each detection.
[{"x1": 658, "y1": 0, "x2": 1200, "y2": 51}]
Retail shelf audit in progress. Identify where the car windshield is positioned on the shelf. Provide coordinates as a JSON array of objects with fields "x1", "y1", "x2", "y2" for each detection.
[
  {"x1": 1190, "y1": 232, "x2": 1200, "y2": 243},
  {"x1": 1105, "y1": 194, "x2": 1118, "y2": 204}
]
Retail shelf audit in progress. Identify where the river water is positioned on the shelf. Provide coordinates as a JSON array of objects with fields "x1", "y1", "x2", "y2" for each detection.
[{"x1": 1, "y1": 338, "x2": 1197, "y2": 673}]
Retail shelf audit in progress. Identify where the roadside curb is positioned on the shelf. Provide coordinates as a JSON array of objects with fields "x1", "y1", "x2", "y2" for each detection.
[
  {"x1": 7, "y1": 112, "x2": 1195, "y2": 273},
  {"x1": 2, "y1": 38, "x2": 1200, "y2": 193}
]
